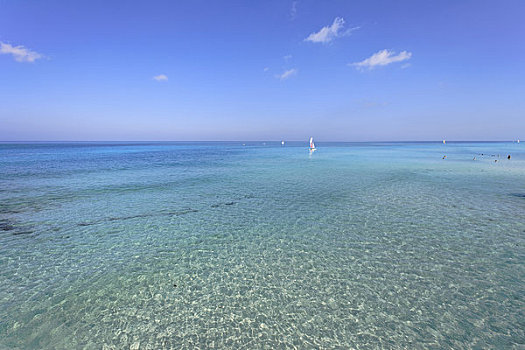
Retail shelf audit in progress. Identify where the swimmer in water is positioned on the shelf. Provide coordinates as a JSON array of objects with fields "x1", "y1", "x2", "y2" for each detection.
[
  {"x1": 508, "y1": 155, "x2": 511, "y2": 160},
  {"x1": 442, "y1": 155, "x2": 447, "y2": 159}
]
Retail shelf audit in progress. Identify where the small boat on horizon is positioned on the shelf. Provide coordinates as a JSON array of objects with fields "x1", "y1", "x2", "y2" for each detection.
[
  {"x1": 443, "y1": 139, "x2": 446, "y2": 144},
  {"x1": 309, "y1": 137, "x2": 316, "y2": 151}
]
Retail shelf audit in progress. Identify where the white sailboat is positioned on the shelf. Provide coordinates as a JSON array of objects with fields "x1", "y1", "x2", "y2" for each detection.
[
  {"x1": 309, "y1": 137, "x2": 316, "y2": 151},
  {"x1": 281, "y1": 141, "x2": 285, "y2": 146},
  {"x1": 443, "y1": 139, "x2": 446, "y2": 144}
]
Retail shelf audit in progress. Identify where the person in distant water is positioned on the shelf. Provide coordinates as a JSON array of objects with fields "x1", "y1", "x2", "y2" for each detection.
[
  {"x1": 473, "y1": 157, "x2": 476, "y2": 160},
  {"x1": 508, "y1": 155, "x2": 511, "y2": 160},
  {"x1": 442, "y1": 155, "x2": 447, "y2": 159}
]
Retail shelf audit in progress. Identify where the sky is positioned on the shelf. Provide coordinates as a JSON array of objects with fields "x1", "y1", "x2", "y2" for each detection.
[{"x1": 0, "y1": 0, "x2": 524, "y2": 141}]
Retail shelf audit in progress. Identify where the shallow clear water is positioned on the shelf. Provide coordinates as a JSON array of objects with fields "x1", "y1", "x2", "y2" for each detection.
[{"x1": 1, "y1": 141, "x2": 524, "y2": 349}]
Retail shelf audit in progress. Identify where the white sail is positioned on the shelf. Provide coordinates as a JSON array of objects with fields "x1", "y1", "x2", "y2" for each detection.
[{"x1": 309, "y1": 137, "x2": 316, "y2": 150}]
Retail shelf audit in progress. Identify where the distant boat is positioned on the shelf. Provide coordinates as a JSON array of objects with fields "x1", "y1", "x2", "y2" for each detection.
[
  {"x1": 309, "y1": 137, "x2": 316, "y2": 151},
  {"x1": 281, "y1": 141, "x2": 285, "y2": 146},
  {"x1": 443, "y1": 139, "x2": 446, "y2": 144},
  {"x1": 518, "y1": 139, "x2": 521, "y2": 144}
]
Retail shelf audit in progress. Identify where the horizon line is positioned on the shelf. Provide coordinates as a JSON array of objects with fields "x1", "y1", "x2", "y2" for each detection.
[{"x1": 0, "y1": 140, "x2": 520, "y2": 143}]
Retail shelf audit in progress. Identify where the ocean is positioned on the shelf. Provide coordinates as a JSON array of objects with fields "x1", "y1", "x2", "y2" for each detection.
[{"x1": 1, "y1": 141, "x2": 523, "y2": 348}]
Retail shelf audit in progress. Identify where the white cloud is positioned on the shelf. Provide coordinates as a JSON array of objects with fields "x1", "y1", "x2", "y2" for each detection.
[
  {"x1": 305, "y1": 17, "x2": 357, "y2": 44},
  {"x1": 351, "y1": 49, "x2": 412, "y2": 70},
  {"x1": 276, "y1": 68, "x2": 297, "y2": 80},
  {"x1": 283, "y1": 54, "x2": 292, "y2": 61},
  {"x1": 263, "y1": 67, "x2": 270, "y2": 72},
  {"x1": 290, "y1": 1, "x2": 298, "y2": 20},
  {"x1": 0, "y1": 42, "x2": 44, "y2": 62},
  {"x1": 153, "y1": 74, "x2": 168, "y2": 81}
]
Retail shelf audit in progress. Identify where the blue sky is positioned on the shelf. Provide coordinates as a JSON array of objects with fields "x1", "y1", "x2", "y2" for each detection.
[{"x1": 1, "y1": 0, "x2": 524, "y2": 141}]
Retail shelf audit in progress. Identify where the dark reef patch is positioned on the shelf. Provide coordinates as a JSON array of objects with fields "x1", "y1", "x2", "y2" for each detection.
[
  {"x1": 12, "y1": 230, "x2": 34, "y2": 235},
  {"x1": 78, "y1": 208, "x2": 198, "y2": 226},
  {"x1": 108, "y1": 214, "x2": 151, "y2": 221},
  {"x1": 211, "y1": 201, "x2": 237, "y2": 208},
  {"x1": 0, "y1": 219, "x2": 34, "y2": 235},
  {"x1": 78, "y1": 222, "x2": 95, "y2": 227},
  {"x1": 0, "y1": 220, "x2": 15, "y2": 231},
  {"x1": 168, "y1": 208, "x2": 199, "y2": 216}
]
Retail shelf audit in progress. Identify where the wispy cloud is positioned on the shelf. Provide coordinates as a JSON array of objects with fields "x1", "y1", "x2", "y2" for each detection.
[
  {"x1": 276, "y1": 68, "x2": 297, "y2": 80},
  {"x1": 290, "y1": 1, "x2": 298, "y2": 20},
  {"x1": 305, "y1": 17, "x2": 358, "y2": 44},
  {"x1": 0, "y1": 42, "x2": 44, "y2": 62},
  {"x1": 351, "y1": 49, "x2": 412, "y2": 70},
  {"x1": 283, "y1": 54, "x2": 292, "y2": 61},
  {"x1": 263, "y1": 67, "x2": 270, "y2": 72},
  {"x1": 153, "y1": 74, "x2": 168, "y2": 81}
]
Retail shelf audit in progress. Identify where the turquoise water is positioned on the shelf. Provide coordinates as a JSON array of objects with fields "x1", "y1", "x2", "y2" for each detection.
[{"x1": 1, "y1": 141, "x2": 524, "y2": 349}]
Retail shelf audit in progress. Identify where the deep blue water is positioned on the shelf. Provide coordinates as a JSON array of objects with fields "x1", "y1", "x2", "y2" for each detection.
[{"x1": 1, "y1": 141, "x2": 524, "y2": 348}]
